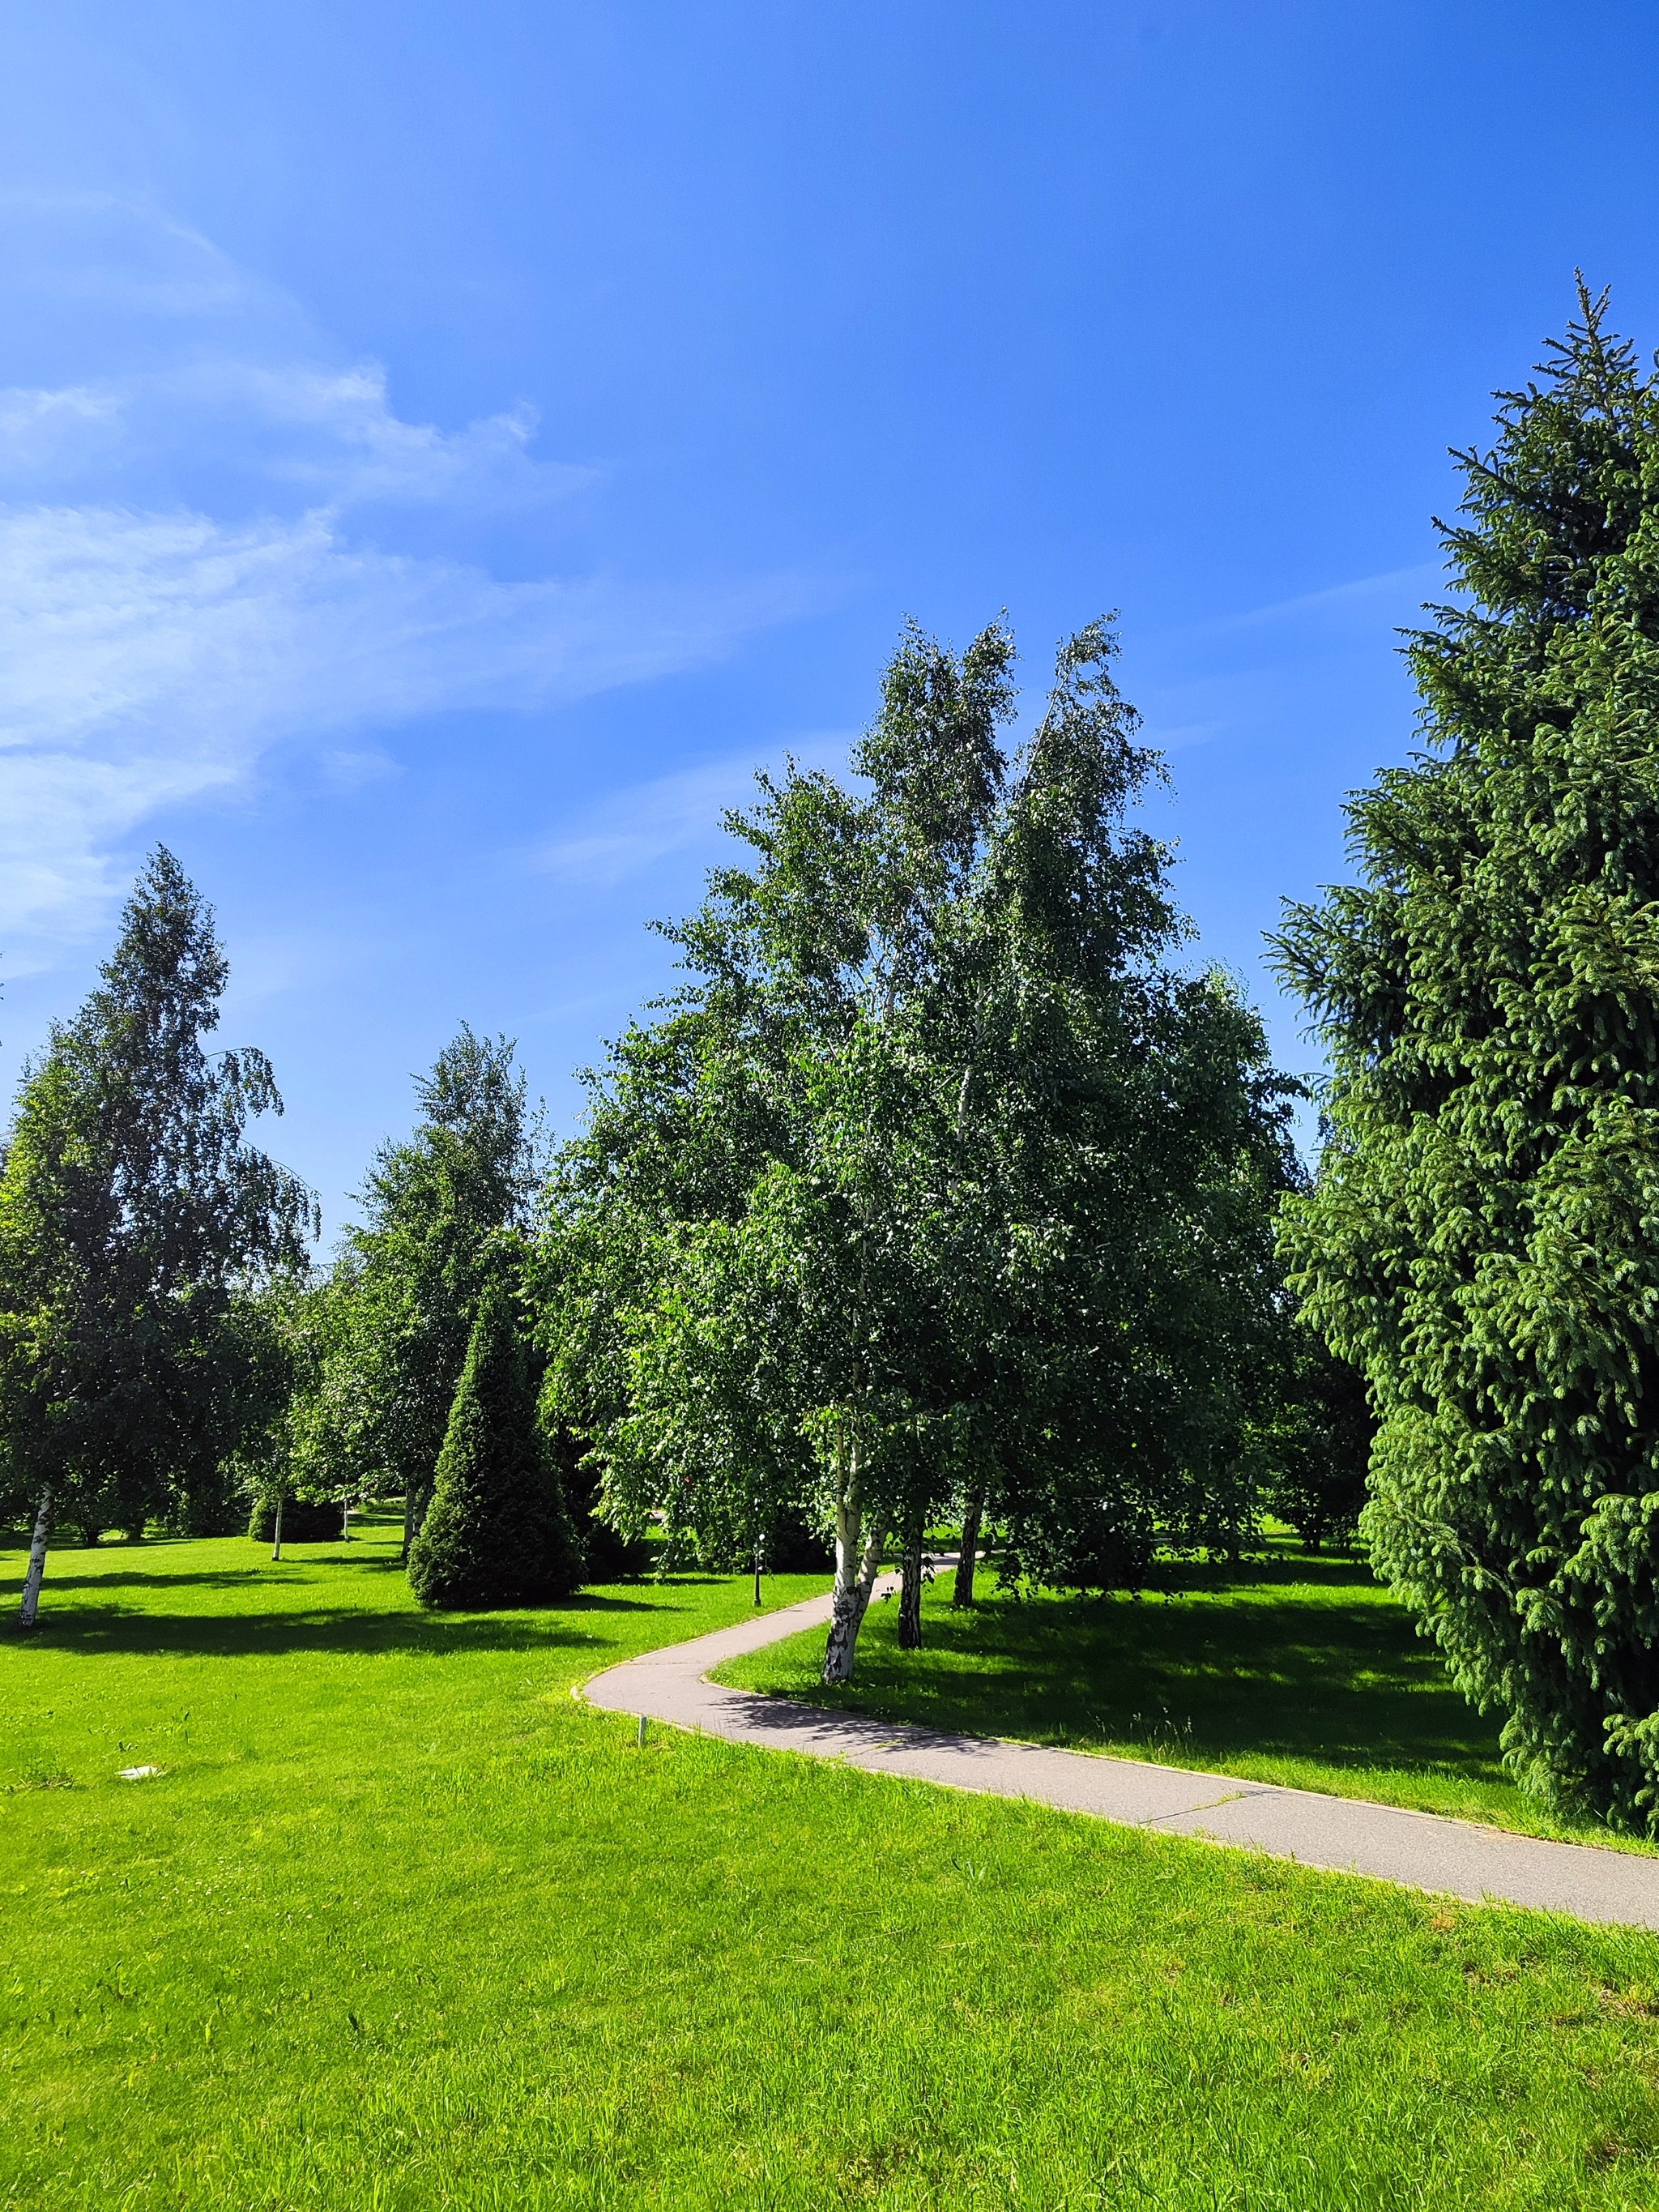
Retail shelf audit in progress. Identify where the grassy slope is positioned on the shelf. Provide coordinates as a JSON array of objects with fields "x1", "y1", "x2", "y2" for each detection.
[
  {"x1": 714, "y1": 1544, "x2": 1654, "y2": 1852},
  {"x1": 4, "y1": 1525, "x2": 1659, "y2": 2209}
]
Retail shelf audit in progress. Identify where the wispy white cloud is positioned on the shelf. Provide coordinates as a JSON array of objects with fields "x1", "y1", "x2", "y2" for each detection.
[
  {"x1": 0, "y1": 504, "x2": 809, "y2": 933},
  {"x1": 0, "y1": 195, "x2": 817, "y2": 942},
  {"x1": 1204, "y1": 562, "x2": 1443, "y2": 638},
  {"x1": 538, "y1": 737, "x2": 852, "y2": 890}
]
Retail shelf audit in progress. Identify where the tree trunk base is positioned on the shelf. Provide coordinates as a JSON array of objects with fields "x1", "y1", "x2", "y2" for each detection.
[
  {"x1": 953, "y1": 1493, "x2": 983, "y2": 1608},
  {"x1": 898, "y1": 1535, "x2": 923, "y2": 1648},
  {"x1": 823, "y1": 1528, "x2": 883, "y2": 1683}
]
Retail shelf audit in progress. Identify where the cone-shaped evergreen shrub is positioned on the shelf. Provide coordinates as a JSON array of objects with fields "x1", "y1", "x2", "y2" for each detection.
[
  {"x1": 407, "y1": 1279, "x2": 581, "y2": 1608},
  {"x1": 1277, "y1": 286, "x2": 1659, "y2": 1831}
]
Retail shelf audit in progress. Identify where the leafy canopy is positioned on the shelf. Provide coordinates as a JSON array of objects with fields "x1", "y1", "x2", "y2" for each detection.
[
  {"x1": 0, "y1": 848, "x2": 315, "y2": 1547},
  {"x1": 539, "y1": 619, "x2": 1294, "y2": 1674}
]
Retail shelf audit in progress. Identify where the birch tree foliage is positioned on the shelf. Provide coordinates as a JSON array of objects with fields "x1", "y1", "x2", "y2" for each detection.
[
  {"x1": 914, "y1": 646, "x2": 1295, "y2": 1593},
  {"x1": 539, "y1": 618, "x2": 1293, "y2": 1678},
  {"x1": 1274, "y1": 287, "x2": 1659, "y2": 1831},
  {"x1": 0, "y1": 850, "x2": 316, "y2": 1623},
  {"x1": 539, "y1": 621, "x2": 1017, "y2": 1676}
]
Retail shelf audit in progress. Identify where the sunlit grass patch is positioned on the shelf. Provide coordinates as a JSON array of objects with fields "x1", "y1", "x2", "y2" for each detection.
[{"x1": 4, "y1": 1521, "x2": 1659, "y2": 2209}]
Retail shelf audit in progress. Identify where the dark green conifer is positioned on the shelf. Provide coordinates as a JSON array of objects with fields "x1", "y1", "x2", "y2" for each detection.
[
  {"x1": 1277, "y1": 284, "x2": 1659, "y2": 1830},
  {"x1": 407, "y1": 1279, "x2": 581, "y2": 1608}
]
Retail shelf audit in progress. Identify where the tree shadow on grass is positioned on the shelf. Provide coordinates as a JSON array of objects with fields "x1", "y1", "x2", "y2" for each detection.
[
  {"x1": 30, "y1": 1567, "x2": 658, "y2": 1608},
  {"x1": 4, "y1": 1549, "x2": 749, "y2": 1658},
  {"x1": 812, "y1": 1548, "x2": 1511, "y2": 1787},
  {"x1": 37, "y1": 1568, "x2": 318, "y2": 1592},
  {"x1": 6, "y1": 1603, "x2": 618, "y2": 1661}
]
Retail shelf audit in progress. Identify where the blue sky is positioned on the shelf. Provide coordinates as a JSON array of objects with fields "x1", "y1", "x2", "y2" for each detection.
[{"x1": 1, "y1": 2, "x2": 1657, "y2": 1234}]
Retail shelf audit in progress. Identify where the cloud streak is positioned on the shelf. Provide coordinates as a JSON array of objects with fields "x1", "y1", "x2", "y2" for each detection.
[
  {"x1": 538, "y1": 738, "x2": 851, "y2": 890},
  {"x1": 0, "y1": 197, "x2": 814, "y2": 942}
]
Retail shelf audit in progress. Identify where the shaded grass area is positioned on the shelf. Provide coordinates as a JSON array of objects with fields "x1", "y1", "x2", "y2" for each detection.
[
  {"x1": 717, "y1": 1540, "x2": 1657, "y2": 1853},
  {"x1": 6, "y1": 1525, "x2": 1659, "y2": 2207}
]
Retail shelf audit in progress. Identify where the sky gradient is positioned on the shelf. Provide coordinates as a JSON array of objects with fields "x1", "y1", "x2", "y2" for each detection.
[{"x1": 2, "y1": 2, "x2": 1657, "y2": 1234}]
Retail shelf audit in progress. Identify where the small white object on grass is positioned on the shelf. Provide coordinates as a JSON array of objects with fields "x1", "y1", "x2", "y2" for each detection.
[{"x1": 117, "y1": 1766, "x2": 162, "y2": 1780}]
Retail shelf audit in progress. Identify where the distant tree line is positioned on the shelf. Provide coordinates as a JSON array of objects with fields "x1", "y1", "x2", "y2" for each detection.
[{"x1": 0, "y1": 631, "x2": 1361, "y2": 1668}]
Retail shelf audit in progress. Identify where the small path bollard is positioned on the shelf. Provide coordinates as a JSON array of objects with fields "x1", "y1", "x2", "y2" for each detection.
[{"x1": 637, "y1": 1714, "x2": 646, "y2": 1749}]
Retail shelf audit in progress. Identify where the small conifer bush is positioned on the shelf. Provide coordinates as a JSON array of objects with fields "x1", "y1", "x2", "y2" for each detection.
[{"x1": 407, "y1": 1280, "x2": 582, "y2": 1608}]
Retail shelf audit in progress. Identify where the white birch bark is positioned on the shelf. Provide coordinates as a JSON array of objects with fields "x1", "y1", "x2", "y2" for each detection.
[
  {"x1": 822, "y1": 1432, "x2": 885, "y2": 1683},
  {"x1": 271, "y1": 1494, "x2": 284, "y2": 1562},
  {"x1": 19, "y1": 1484, "x2": 53, "y2": 1628}
]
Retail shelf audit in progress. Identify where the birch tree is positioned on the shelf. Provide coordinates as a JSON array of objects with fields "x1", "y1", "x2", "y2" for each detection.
[
  {"x1": 0, "y1": 851, "x2": 315, "y2": 1625},
  {"x1": 537, "y1": 619, "x2": 1292, "y2": 1677}
]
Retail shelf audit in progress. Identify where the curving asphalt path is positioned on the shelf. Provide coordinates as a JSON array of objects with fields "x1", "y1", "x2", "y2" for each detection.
[{"x1": 582, "y1": 1572, "x2": 1659, "y2": 1929}]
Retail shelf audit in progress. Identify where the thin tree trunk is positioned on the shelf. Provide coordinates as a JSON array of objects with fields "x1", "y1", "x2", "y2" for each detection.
[
  {"x1": 271, "y1": 1494, "x2": 284, "y2": 1562},
  {"x1": 822, "y1": 1435, "x2": 884, "y2": 1683},
  {"x1": 19, "y1": 1484, "x2": 53, "y2": 1629},
  {"x1": 898, "y1": 1521, "x2": 924, "y2": 1648},
  {"x1": 753, "y1": 1540, "x2": 762, "y2": 1609},
  {"x1": 404, "y1": 1480, "x2": 433, "y2": 1562},
  {"x1": 953, "y1": 1485, "x2": 984, "y2": 1608}
]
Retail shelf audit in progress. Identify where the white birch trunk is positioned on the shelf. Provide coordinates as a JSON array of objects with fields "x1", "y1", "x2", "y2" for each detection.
[
  {"x1": 271, "y1": 1494, "x2": 284, "y2": 1563},
  {"x1": 822, "y1": 1472, "x2": 884, "y2": 1684},
  {"x1": 19, "y1": 1484, "x2": 53, "y2": 1628}
]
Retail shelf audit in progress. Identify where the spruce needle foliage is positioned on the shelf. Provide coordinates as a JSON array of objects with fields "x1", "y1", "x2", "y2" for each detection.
[
  {"x1": 407, "y1": 1279, "x2": 581, "y2": 1609},
  {"x1": 1275, "y1": 284, "x2": 1659, "y2": 1831}
]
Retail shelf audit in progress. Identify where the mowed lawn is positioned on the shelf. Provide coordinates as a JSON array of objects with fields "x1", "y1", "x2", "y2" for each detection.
[
  {"x1": 718, "y1": 1541, "x2": 1657, "y2": 1852},
  {"x1": 6, "y1": 1527, "x2": 1659, "y2": 2209}
]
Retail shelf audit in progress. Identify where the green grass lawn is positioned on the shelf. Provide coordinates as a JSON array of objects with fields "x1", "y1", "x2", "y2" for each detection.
[
  {"x1": 8, "y1": 1522, "x2": 1659, "y2": 2210},
  {"x1": 715, "y1": 1541, "x2": 1653, "y2": 1852}
]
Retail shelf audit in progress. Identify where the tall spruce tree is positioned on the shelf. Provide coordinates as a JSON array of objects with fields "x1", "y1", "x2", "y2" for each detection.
[
  {"x1": 1276, "y1": 285, "x2": 1659, "y2": 1830},
  {"x1": 0, "y1": 851, "x2": 315, "y2": 1624},
  {"x1": 407, "y1": 1278, "x2": 580, "y2": 1608}
]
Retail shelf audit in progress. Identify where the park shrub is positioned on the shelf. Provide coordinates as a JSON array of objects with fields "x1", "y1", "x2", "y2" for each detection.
[
  {"x1": 542, "y1": 1416, "x2": 651, "y2": 1581},
  {"x1": 1277, "y1": 288, "x2": 1659, "y2": 1831},
  {"x1": 407, "y1": 1279, "x2": 582, "y2": 1608},
  {"x1": 248, "y1": 1496, "x2": 343, "y2": 1543}
]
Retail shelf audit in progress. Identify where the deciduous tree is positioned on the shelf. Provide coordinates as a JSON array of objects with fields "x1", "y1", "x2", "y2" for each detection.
[
  {"x1": 540, "y1": 620, "x2": 1293, "y2": 1679},
  {"x1": 0, "y1": 851, "x2": 315, "y2": 1625}
]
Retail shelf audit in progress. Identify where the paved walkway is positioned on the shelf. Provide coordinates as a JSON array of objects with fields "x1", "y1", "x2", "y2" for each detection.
[{"x1": 582, "y1": 1574, "x2": 1659, "y2": 1930}]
